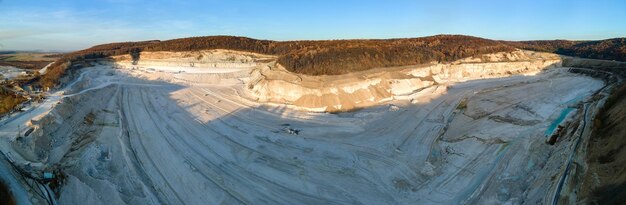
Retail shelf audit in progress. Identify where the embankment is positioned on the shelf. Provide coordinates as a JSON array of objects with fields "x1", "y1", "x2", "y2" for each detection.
[{"x1": 566, "y1": 58, "x2": 626, "y2": 204}]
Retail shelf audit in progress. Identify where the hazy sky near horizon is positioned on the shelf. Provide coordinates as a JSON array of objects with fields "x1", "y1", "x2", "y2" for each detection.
[{"x1": 1, "y1": 0, "x2": 625, "y2": 51}]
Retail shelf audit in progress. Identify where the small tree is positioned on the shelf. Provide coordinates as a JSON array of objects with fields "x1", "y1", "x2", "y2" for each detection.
[{"x1": 130, "y1": 48, "x2": 141, "y2": 65}]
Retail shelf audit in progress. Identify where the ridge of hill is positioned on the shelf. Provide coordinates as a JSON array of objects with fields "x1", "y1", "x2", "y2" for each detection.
[{"x1": 505, "y1": 38, "x2": 626, "y2": 62}]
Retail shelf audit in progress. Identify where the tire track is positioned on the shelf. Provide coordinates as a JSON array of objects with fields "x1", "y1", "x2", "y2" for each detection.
[{"x1": 124, "y1": 87, "x2": 186, "y2": 204}]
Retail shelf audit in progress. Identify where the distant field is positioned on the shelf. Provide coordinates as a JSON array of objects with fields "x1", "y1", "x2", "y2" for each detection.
[
  {"x1": 0, "y1": 52, "x2": 60, "y2": 62},
  {"x1": 0, "y1": 52, "x2": 61, "y2": 70}
]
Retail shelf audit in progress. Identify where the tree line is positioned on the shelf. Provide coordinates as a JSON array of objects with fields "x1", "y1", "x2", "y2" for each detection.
[{"x1": 504, "y1": 38, "x2": 626, "y2": 62}]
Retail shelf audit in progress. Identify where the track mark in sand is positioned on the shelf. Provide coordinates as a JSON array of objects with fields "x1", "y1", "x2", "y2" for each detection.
[
  {"x1": 116, "y1": 87, "x2": 168, "y2": 204},
  {"x1": 178, "y1": 87, "x2": 406, "y2": 203},
  {"x1": 137, "y1": 88, "x2": 249, "y2": 204},
  {"x1": 123, "y1": 87, "x2": 186, "y2": 205},
  {"x1": 141, "y1": 87, "x2": 347, "y2": 204}
]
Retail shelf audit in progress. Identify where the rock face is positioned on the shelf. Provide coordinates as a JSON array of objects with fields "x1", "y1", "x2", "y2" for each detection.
[
  {"x1": 247, "y1": 50, "x2": 562, "y2": 112},
  {"x1": 109, "y1": 49, "x2": 562, "y2": 112},
  {"x1": 109, "y1": 49, "x2": 561, "y2": 112},
  {"x1": 111, "y1": 49, "x2": 275, "y2": 69}
]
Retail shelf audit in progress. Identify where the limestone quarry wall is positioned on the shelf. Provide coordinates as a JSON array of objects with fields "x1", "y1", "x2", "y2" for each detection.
[
  {"x1": 108, "y1": 49, "x2": 562, "y2": 112},
  {"x1": 109, "y1": 49, "x2": 274, "y2": 84},
  {"x1": 247, "y1": 50, "x2": 562, "y2": 112},
  {"x1": 110, "y1": 49, "x2": 275, "y2": 70}
]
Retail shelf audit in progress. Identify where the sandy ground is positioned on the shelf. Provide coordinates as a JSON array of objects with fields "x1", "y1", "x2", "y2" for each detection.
[{"x1": 0, "y1": 50, "x2": 606, "y2": 204}]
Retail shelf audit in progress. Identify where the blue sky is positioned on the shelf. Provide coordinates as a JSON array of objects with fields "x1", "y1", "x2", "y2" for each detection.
[{"x1": 1, "y1": 0, "x2": 625, "y2": 51}]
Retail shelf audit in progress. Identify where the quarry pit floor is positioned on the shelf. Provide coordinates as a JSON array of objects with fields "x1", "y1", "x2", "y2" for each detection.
[{"x1": 0, "y1": 63, "x2": 605, "y2": 204}]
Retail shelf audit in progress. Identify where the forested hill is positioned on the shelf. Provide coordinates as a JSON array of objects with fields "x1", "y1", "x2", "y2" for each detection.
[
  {"x1": 39, "y1": 35, "x2": 626, "y2": 88},
  {"x1": 505, "y1": 38, "x2": 626, "y2": 62},
  {"x1": 39, "y1": 35, "x2": 514, "y2": 87}
]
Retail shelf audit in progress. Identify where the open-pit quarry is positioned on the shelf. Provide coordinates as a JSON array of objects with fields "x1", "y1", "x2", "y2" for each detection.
[{"x1": 0, "y1": 49, "x2": 614, "y2": 204}]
